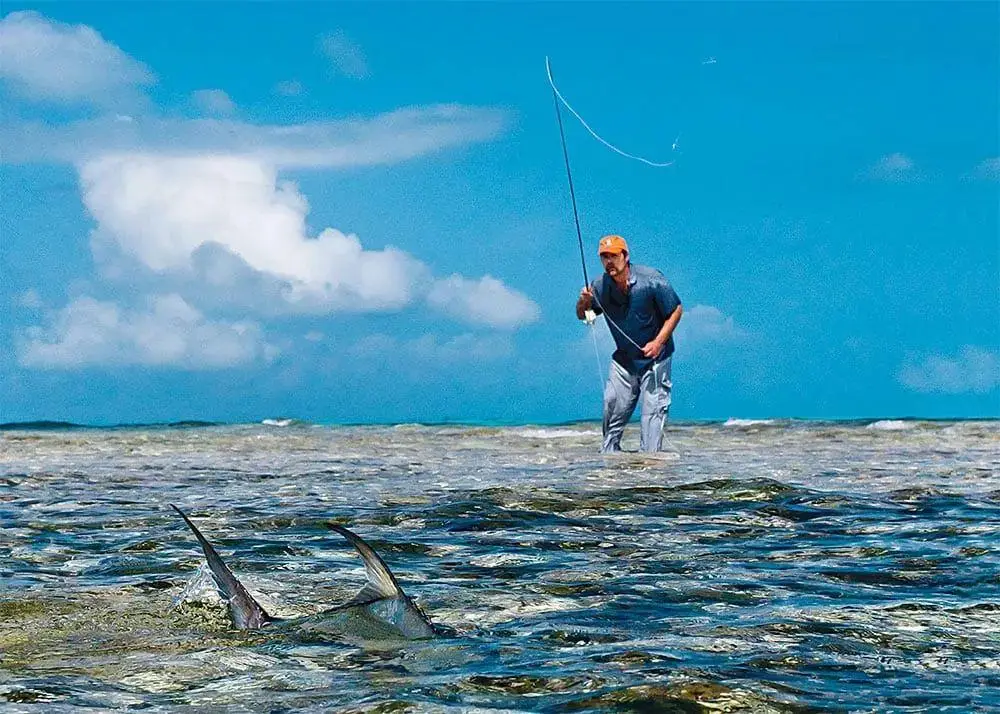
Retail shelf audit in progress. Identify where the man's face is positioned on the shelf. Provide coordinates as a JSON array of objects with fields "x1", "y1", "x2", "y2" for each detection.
[{"x1": 600, "y1": 251, "x2": 628, "y2": 278}]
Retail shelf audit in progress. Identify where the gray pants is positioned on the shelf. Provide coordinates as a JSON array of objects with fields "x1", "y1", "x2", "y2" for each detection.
[{"x1": 601, "y1": 357, "x2": 673, "y2": 453}]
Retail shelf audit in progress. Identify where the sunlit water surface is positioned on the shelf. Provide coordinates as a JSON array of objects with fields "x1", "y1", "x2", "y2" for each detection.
[{"x1": 1, "y1": 419, "x2": 998, "y2": 712}]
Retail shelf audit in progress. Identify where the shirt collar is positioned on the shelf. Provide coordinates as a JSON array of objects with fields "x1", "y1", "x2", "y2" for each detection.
[{"x1": 605, "y1": 269, "x2": 636, "y2": 299}]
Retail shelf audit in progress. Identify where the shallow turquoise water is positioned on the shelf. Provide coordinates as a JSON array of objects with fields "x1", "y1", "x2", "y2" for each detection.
[{"x1": 1, "y1": 419, "x2": 998, "y2": 712}]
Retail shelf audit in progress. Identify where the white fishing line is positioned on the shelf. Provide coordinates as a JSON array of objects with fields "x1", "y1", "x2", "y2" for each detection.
[
  {"x1": 588, "y1": 288, "x2": 645, "y2": 352},
  {"x1": 588, "y1": 320, "x2": 606, "y2": 392},
  {"x1": 545, "y1": 56, "x2": 676, "y2": 168}
]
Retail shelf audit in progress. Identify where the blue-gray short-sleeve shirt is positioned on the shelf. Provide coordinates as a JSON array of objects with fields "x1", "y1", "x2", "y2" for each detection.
[{"x1": 590, "y1": 263, "x2": 682, "y2": 375}]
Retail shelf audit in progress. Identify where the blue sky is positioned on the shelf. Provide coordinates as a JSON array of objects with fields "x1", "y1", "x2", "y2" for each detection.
[{"x1": 1, "y1": 2, "x2": 997, "y2": 425}]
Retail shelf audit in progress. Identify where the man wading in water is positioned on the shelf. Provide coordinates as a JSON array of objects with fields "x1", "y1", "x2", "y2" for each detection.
[{"x1": 576, "y1": 234, "x2": 683, "y2": 453}]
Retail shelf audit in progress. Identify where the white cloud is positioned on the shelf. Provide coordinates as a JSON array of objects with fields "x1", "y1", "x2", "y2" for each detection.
[
  {"x1": 863, "y1": 153, "x2": 919, "y2": 183},
  {"x1": 1, "y1": 105, "x2": 508, "y2": 168},
  {"x1": 426, "y1": 275, "x2": 541, "y2": 329},
  {"x1": 968, "y1": 157, "x2": 1000, "y2": 181},
  {"x1": 1, "y1": 15, "x2": 506, "y2": 169},
  {"x1": 675, "y1": 304, "x2": 747, "y2": 345},
  {"x1": 318, "y1": 30, "x2": 369, "y2": 80},
  {"x1": 1, "y1": 14, "x2": 506, "y2": 168},
  {"x1": 898, "y1": 346, "x2": 1000, "y2": 395},
  {"x1": 77, "y1": 154, "x2": 539, "y2": 326},
  {"x1": 18, "y1": 294, "x2": 276, "y2": 369},
  {"x1": 2, "y1": 12, "x2": 530, "y2": 364},
  {"x1": 0, "y1": 11, "x2": 154, "y2": 106},
  {"x1": 191, "y1": 89, "x2": 236, "y2": 116},
  {"x1": 17, "y1": 289, "x2": 43, "y2": 309},
  {"x1": 80, "y1": 154, "x2": 427, "y2": 311},
  {"x1": 274, "y1": 79, "x2": 303, "y2": 97}
]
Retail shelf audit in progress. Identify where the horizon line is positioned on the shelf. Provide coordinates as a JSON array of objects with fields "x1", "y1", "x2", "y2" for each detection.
[{"x1": 2, "y1": 415, "x2": 997, "y2": 432}]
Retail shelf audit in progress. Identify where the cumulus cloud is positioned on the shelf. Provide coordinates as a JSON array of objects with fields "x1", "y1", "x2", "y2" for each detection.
[
  {"x1": 863, "y1": 153, "x2": 919, "y2": 183},
  {"x1": 76, "y1": 154, "x2": 539, "y2": 325},
  {"x1": 0, "y1": 11, "x2": 154, "y2": 106},
  {"x1": 1, "y1": 105, "x2": 508, "y2": 168},
  {"x1": 274, "y1": 79, "x2": 303, "y2": 97},
  {"x1": 4, "y1": 11, "x2": 532, "y2": 379},
  {"x1": 676, "y1": 304, "x2": 747, "y2": 345},
  {"x1": 898, "y1": 346, "x2": 1000, "y2": 395},
  {"x1": 967, "y1": 157, "x2": 1000, "y2": 181},
  {"x1": 80, "y1": 154, "x2": 428, "y2": 311},
  {"x1": 191, "y1": 89, "x2": 236, "y2": 116},
  {"x1": 318, "y1": 30, "x2": 369, "y2": 80},
  {"x1": 18, "y1": 294, "x2": 276, "y2": 369},
  {"x1": 426, "y1": 275, "x2": 541, "y2": 329},
  {"x1": 17, "y1": 289, "x2": 43, "y2": 309}
]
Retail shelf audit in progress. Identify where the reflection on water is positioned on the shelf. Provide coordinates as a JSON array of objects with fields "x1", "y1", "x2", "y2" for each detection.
[{"x1": 1, "y1": 419, "x2": 998, "y2": 712}]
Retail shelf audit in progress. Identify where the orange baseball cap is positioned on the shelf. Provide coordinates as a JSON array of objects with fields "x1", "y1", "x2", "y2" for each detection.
[{"x1": 598, "y1": 234, "x2": 628, "y2": 255}]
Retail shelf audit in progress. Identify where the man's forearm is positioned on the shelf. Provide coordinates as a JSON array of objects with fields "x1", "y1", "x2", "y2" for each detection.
[{"x1": 656, "y1": 305, "x2": 683, "y2": 345}]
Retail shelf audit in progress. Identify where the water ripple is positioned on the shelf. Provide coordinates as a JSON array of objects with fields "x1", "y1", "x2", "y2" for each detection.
[{"x1": 1, "y1": 420, "x2": 998, "y2": 712}]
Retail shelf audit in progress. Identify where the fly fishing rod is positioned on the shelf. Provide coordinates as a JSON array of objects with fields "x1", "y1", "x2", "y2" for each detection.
[{"x1": 546, "y1": 57, "x2": 597, "y2": 326}]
